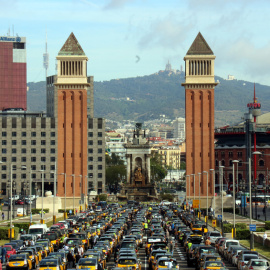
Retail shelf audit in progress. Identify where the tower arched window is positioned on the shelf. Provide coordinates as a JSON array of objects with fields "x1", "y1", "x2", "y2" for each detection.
[
  {"x1": 259, "y1": 159, "x2": 264, "y2": 167},
  {"x1": 221, "y1": 160, "x2": 225, "y2": 166}
]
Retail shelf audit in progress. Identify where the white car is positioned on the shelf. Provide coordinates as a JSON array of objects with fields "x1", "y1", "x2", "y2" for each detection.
[
  {"x1": 205, "y1": 231, "x2": 222, "y2": 245},
  {"x1": 238, "y1": 254, "x2": 259, "y2": 270},
  {"x1": 220, "y1": 239, "x2": 239, "y2": 257},
  {"x1": 244, "y1": 259, "x2": 270, "y2": 270}
]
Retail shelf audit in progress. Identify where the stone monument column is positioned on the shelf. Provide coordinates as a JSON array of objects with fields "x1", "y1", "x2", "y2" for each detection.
[
  {"x1": 126, "y1": 154, "x2": 131, "y2": 184},
  {"x1": 146, "y1": 154, "x2": 151, "y2": 184}
]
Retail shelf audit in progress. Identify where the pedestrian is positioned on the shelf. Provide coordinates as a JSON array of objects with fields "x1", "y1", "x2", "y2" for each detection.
[
  {"x1": 263, "y1": 232, "x2": 267, "y2": 246},
  {"x1": 69, "y1": 209, "x2": 72, "y2": 216},
  {"x1": 78, "y1": 245, "x2": 84, "y2": 257},
  {"x1": 1, "y1": 213, "x2": 4, "y2": 221},
  {"x1": 67, "y1": 250, "x2": 75, "y2": 268},
  {"x1": 263, "y1": 206, "x2": 266, "y2": 214},
  {"x1": 1, "y1": 246, "x2": 6, "y2": 264},
  {"x1": 169, "y1": 239, "x2": 174, "y2": 255},
  {"x1": 98, "y1": 259, "x2": 103, "y2": 270},
  {"x1": 167, "y1": 258, "x2": 173, "y2": 270}
]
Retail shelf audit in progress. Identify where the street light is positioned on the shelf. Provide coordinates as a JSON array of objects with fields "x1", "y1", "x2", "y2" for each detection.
[
  {"x1": 203, "y1": 171, "x2": 209, "y2": 226},
  {"x1": 219, "y1": 165, "x2": 225, "y2": 235},
  {"x1": 186, "y1": 175, "x2": 190, "y2": 210},
  {"x1": 71, "y1": 174, "x2": 76, "y2": 215},
  {"x1": 210, "y1": 169, "x2": 215, "y2": 217},
  {"x1": 59, "y1": 173, "x2": 67, "y2": 219},
  {"x1": 39, "y1": 170, "x2": 45, "y2": 223},
  {"x1": 198, "y1": 172, "x2": 201, "y2": 215},
  {"x1": 232, "y1": 160, "x2": 239, "y2": 239},
  {"x1": 191, "y1": 174, "x2": 195, "y2": 200},
  {"x1": 50, "y1": 163, "x2": 57, "y2": 224}
]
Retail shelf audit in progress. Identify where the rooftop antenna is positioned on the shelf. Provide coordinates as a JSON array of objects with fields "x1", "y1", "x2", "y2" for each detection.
[{"x1": 43, "y1": 31, "x2": 49, "y2": 80}]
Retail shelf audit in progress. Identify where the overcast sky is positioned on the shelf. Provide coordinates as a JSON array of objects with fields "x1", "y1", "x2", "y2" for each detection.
[{"x1": 1, "y1": 0, "x2": 270, "y2": 85}]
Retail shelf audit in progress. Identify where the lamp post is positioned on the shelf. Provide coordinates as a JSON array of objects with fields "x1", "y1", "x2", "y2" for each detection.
[
  {"x1": 219, "y1": 165, "x2": 224, "y2": 235},
  {"x1": 248, "y1": 157, "x2": 254, "y2": 250},
  {"x1": 210, "y1": 169, "x2": 215, "y2": 217},
  {"x1": 203, "y1": 171, "x2": 208, "y2": 227},
  {"x1": 191, "y1": 174, "x2": 195, "y2": 200},
  {"x1": 71, "y1": 174, "x2": 76, "y2": 215},
  {"x1": 198, "y1": 172, "x2": 201, "y2": 216},
  {"x1": 29, "y1": 168, "x2": 32, "y2": 224},
  {"x1": 232, "y1": 160, "x2": 239, "y2": 239},
  {"x1": 85, "y1": 176, "x2": 88, "y2": 210},
  {"x1": 39, "y1": 170, "x2": 45, "y2": 223},
  {"x1": 50, "y1": 165, "x2": 57, "y2": 224},
  {"x1": 9, "y1": 164, "x2": 13, "y2": 241},
  {"x1": 59, "y1": 173, "x2": 67, "y2": 219},
  {"x1": 186, "y1": 175, "x2": 190, "y2": 210}
]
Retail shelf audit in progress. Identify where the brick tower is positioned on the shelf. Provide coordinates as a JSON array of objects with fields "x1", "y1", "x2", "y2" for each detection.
[
  {"x1": 182, "y1": 33, "x2": 218, "y2": 202},
  {"x1": 55, "y1": 33, "x2": 89, "y2": 197}
]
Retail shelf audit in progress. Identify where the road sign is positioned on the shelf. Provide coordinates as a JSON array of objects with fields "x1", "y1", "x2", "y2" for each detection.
[
  {"x1": 212, "y1": 219, "x2": 217, "y2": 227},
  {"x1": 249, "y1": 224, "x2": 256, "y2": 231},
  {"x1": 193, "y1": 199, "x2": 200, "y2": 208},
  {"x1": 217, "y1": 215, "x2": 222, "y2": 220}
]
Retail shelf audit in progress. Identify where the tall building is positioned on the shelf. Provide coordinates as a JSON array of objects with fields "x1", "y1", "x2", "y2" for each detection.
[
  {"x1": 0, "y1": 33, "x2": 105, "y2": 200},
  {"x1": 182, "y1": 32, "x2": 218, "y2": 200},
  {"x1": 172, "y1": 117, "x2": 185, "y2": 141},
  {"x1": 0, "y1": 35, "x2": 27, "y2": 111}
]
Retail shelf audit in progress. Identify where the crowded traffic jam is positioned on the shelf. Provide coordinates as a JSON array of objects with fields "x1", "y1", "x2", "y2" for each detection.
[{"x1": 2, "y1": 201, "x2": 269, "y2": 270}]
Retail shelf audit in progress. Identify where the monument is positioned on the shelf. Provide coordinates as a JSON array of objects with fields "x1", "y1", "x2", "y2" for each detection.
[{"x1": 119, "y1": 123, "x2": 158, "y2": 201}]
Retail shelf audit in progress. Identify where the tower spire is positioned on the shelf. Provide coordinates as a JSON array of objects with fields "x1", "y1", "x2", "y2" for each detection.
[{"x1": 43, "y1": 30, "x2": 49, "y2": 79}]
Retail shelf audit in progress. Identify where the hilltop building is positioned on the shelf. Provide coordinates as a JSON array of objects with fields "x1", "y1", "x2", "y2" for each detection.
[{"x1": 0, "y1": 35, "x2": 27, "y2": 111}]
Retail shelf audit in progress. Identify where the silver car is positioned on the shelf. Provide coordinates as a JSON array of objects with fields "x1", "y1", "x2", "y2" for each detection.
[
  {"x1": 238, "y1": 254, "x2": 259, "y2": 270},
  {"x1": 244, "y1": 259, "x2": 270, "y2": 270},
  {"x1": 205, "y1": 231, "x2": 222, "y2": 245}
]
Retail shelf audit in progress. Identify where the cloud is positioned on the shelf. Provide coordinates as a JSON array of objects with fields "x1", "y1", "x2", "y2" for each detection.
[
  {"x1": 103, "y1": 0, "x2": 133, "y2": 10},
  {"x1": 137, "y1": 13, "x2": 194, "y2": 50}
]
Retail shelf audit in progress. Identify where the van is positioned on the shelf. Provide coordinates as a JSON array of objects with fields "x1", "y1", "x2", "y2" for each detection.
[
  {"x1": 28, "y1": 224, "x2": 48, "y2": 237},
  {"x1": 17, "y1": 208, "x2": 26, "y2": 216}
]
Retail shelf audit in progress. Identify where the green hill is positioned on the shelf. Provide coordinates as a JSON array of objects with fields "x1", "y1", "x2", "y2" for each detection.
[{"x1": 27, "y1": 71, "x2": 270, "y2": 126}]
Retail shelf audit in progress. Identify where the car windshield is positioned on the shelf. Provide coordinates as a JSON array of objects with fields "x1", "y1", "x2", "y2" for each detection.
[
  {"x1": 39, "y1": 260, "x2": 58, "y2": 267},
  {"x1": 9, "y1": 255, "x2": 25, "y2": 261},
  {"x1": 29, "y1": 228, "x2": 43, "y2": 234},
  {"x1": 206, "y1": 262, "x2": 224, "y2": 267},
  {"x1": 227, "y1": 241, "x2": 238, "y2": 246},
  {"x1": 20, "y1": 236, "x2": 33, "y2": 241},
  {"x1": 66, "y1": 239, "x2": 81, "y2": 245},
  {"x1": 200, "y1": 247, "x2": 215, "y2": 254},
  {"x1": 36, "y1": 242, "x2": 48, "y2": 247},
  {"x1": 79, "y1": 259, "x2": 96, "y2": 266},
  {"x1": 43, "y1": 234, "x2": 57, "y2": 240},
  {"x1": 118, "y1": 259, "x2": 136, "y2": 265},
  {"x1": 121, "y1": 242, "x2": 135, "y2": 249},
  {"x1": 251, "y1": 261, "x2": 268, "y2": 266},
  {"x1": 210, "y1": 232, "x2": 221, "y2": 237},
  {"x1": 159, "y1": 261, "x2": 177, "y2": 267},
  {"x1": 244, "y1": 256, "x2": 258, "y2": 261},
  {"x1": 4, "y1": 246, "x2": 12, "y2": 251}
]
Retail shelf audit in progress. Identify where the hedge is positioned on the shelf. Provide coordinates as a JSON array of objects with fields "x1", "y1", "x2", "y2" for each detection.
[
  {"x1": 265, "y1": 221, "x2": 270, "y2": 230},
  {"x1": 256, "y1": 227, "x2": 266, "y2": 232},
  {"x1": 58, "y1": 209, "x2": 74, "y2": 214},
  {"x1": 31, "y1": 208, "x2": 49, "y2": 214},
  {"x1": 236, "y1": 229, "x2": 250, "y2": 240},
  {"x1": 223, "y1": 223, "x2": 247, "y2": 233},
  {"x1": 160, "y1": 193, "x2": 174, "y2": 202},
  {"x1": 96, "y1": 194, "x2": 107, "y2": 202},
  {"x1": 0, "y1": 226, "x2": 19, "y2": 240},
  {"x1": 13, "y1": 222, "x2": 34, "y2": 232}
]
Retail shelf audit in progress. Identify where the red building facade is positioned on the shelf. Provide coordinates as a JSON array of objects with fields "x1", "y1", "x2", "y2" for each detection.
[{"x1": 0, "y1": 36, "x2": 27, "y2": 111}]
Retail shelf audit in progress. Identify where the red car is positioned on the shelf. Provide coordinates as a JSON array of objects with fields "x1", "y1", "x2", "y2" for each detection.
[
  {"x1": 15, "y1": 200, "x2": 24, "y2": 205},
  {"x1": 3, "y1": 245, "x2": 16, "y2": 259}
]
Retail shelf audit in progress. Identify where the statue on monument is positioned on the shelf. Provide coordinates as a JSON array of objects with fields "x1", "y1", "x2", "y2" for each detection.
[{"x1": 134, "y1": 167, "x2": 145, "y2": 185}]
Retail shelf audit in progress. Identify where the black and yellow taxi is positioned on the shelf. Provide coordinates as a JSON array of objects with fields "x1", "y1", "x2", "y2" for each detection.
[
  {"x1": 155, "y1": 258, "x2": 179, "y2": 270},
  {"x1": 77, "y1": 257, "x2": 98, "y2": 270},
  {"x1": 85, "y1": 250, "x2": 106, "y2": 268},
  {"x1": 17, "y1": 249, "x2": 39, "y2": 269},
  {"x1": 41, "y1": 232, "x2": 60, "y2": 251},
  {"x1": 49, "y1": 252, "x2": 67, "y2": 270},
  {"x1": 145, "y1": 237, "x2": 164, "y2": 255},
  {"x1": 201, "y1": 260, "x2": 225, "y2": 270},
  {"x1": 152, "y1": 253, "x2": 173, "y2": 270},
  {"x1": 199, "y1": 254, "x2": 222, "y2": 270},
  {"x1": 36, "y1": 239, "x2": 53, "y2": 253},
  {"x1": 117, "y1": 256, "x2": 141, "y2": 270},
  {"x1": 33, "y1": 245, "x2": 47, "y2": 259},
  {"x1": 26, "y1": 246, "x2": 42, "y2": 262},
  {"x1": 6, "y1": 254, "x2": 33, "y2": 270},
  {"x1": 46, "y1": 254, "x2": 66, "y2": 270},
  {"x1": 148, "y1": 249, "x2": 167, "y2": 269},
  {"x1": 38, "y1": 258, "x2": 63, "y2": 270},
  {"x1": 68, "y1": 232, "x2": 89, "y2": 250}
]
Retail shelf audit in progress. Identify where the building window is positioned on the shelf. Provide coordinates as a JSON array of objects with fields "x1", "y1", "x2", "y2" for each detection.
[
  {"x1": 41, "y1": 132, "x2": 46, "y2": 137},
  {"x1": 98, "y1": 140, "x2": 102, "y2": 145},
  {"x1": 88, "y1": 165, "x2": 93, "y2": 170},
  {"x1": 98, "y1": 173, "x2": 102, "y2": 178},
  {"x1": 41, "y1": 140, "x2": 46, "y2": 145},
  {"x1": 51, "y1": 132, "x2": 55, "y2": 137},
  {"x1": 98, "y1": 149, "x2": 102, "y2": 154},
  {"x1": 22, "y1": 140, "x2": 27, "y2": 145},
  {"x1": 98, "y1": 165, "x2": 102, "y2": 170},
  {"x1": 88, "y1": 132, "x2": 93, "y2": 137},
  {"x1": 31, "y1": 140, "x2": 36, "y2": 145},
  {"x1": 12, "y1": 140, "x2": 17, "y2": 145},
  {"x1": 98, "y1": 118, "x2": 102, "y2": 129},
  {"x1": 51, "y1": 140, "x2": 55, "y2": 145},
  {"x1": 221, "y1": 151, "x2": 225, "y2": 157},
  {"x1": 2, "y1": 132, "x2": 6, "y2": 137},
  {"x1": 88, "y1": 157, "x2": 93, "y2": 162},
  {"x1": 50, "y1": 165, "x2": 55, "y2": 170},
  {"x1": 229, "y1": 160, "x2": 233, "y2": 166},
  {"x1": 259, "y1": 160, "x2": 265, "y2": 167},
  {"x1": 88, "y1": 149, "x2": 93, "y2": 154},
  {"x1": 88, "y1": 173, "x2": 93, "y2": 178},
  {"x1": 2, "y1": 165, "x2": 6, "y2": 170},
  {"x1": 31, "y1": 149, "x2": 36, "y2": 154},
  {"x1": 228, "y1": 151, "x2": 233, "y2": 157},
  {"x1": 237, "y1": 152, "x2": 243, "y2": 157},
  {"x1": 31, "y1": 132, "x2": 36, "y2": 137},
  {"x1": 98, "y1": 157, "x2": 102, "y2": 162},
  {"x1": 221, "y1": 160, "x2": 225, "y2": 166},
  {"x1": 88, "y1": 140, "x2": 93, "y2": 145},
  {"x1": 21, "y1": 157, "x2": 27, "y2": 162},
  {"x1": 11, "y1": 157, "x2": 16, "y2": 162},
  {"x1": 50, "y1": 149, "x2": 55, "y2": 154},
  {"x1": 239, "y1": 160, "x2": 242, "y2": 166},
  {"x1": 215, "y1": 152, "x2": 218, "y2": 157},
  {"x1": 98, "y1": 132, "x2": 102, "y2": 137},
  {"x1": 2, "y1": 157, "x2": 6, "y2": 162},
  {"x1": 41, "y1": 157, "x2": 46, "y2": 162},
  {"x1": 2, "y1": 140, "x2": 6, "y2": 145},
  {"x1": 12, "y1": 149, "x2": 17, "y2": 154},
  {"x1": 32, "y1": 173, "x2": 36, "y2": 179},
  {"x1": 12, "y1": 132, "x2": 17, "y2": 137},
  {"x1": 215, "y1": 160, "x2": 218, "y2": 166},
  {"x1": 21, "y1": 174, "x2": 26, "y2": 179},
  {"x1": 22, "y1": 132, "x2": 27, "y2": 137},
  {"x1": 51, "y1": 157, "x2": 56, "y2": 162},
  {"x1": 41, "y1": 149, "x2": 46, "y2": 154},
  {"x1": 41, "y1": 165, "x2": 46, "y2": 170},
  {"x1": 31, "y1": 157, "x2": 36, "y2": 162},
  {"x1": 21, "y1": 148, "x2": 26, "y2": 154},
  {"x1": 2, "y1": 174, "x2": 6, "y2": 179}
]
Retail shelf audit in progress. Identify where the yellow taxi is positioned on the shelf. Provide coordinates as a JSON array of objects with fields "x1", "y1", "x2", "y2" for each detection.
[
  {"x1": 6, "y1": 254, "x2": 33, "y2": 270},
  {"x1": 36, "y1": 239, "x2": 53, "y2": 254},
  {"x1": 155, "y1": 258, "x2": 179, "y2": 270},
  {"x1": 42, "y1": 232, "x2": 60, "y2": 251},
  {"x1": 34, "y1": 245, "x2": 47, "y2": 259},
  {"x1": 17, "y1": 250, "x2": 39, "y2": 269},
  {"x1": 201, "y1": 261, "x2": 225, "y2": 270},
  {"x1": 83, "y1": 250, "x2": 106, "y2": 269},
  {"x1": 77, "y1": 257, "x2": 98, "y2": 270},
  {"x1": 117, "y1": 256, "x2": 141, "y2": 270},
  {"x1": 199, "y1": 255, "x2": 222, "y2": 270},
  {"x1": 38, "y1": 258, "x2": 63, "y2": 270}
]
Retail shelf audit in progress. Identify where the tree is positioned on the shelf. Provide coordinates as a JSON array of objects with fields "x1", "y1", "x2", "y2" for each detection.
[
  {"x1": 150, "y1": 152, "x2": 167, "y2": 183},
  {"x1": 106, "y1": 153, "x2": 126, "y2": 186}
]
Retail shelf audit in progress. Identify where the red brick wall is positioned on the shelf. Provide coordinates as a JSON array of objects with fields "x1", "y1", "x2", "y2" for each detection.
[
  {"x1": 57, "y1": 88, "x2": 88, "y2": 197},
  {"x1": 186, "y1": 88, "x2": 215, "y2": 197}
]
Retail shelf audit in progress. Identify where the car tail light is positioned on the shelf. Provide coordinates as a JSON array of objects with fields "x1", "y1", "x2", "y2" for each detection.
[{"x1": 249, "y1": 267, "x2": 253, "y2": 269}]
